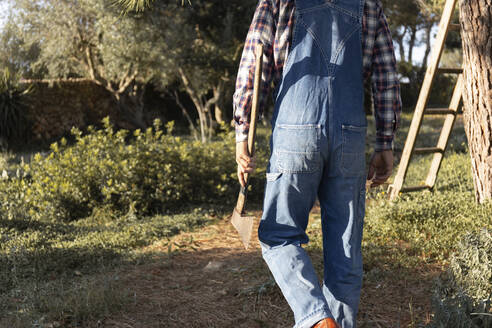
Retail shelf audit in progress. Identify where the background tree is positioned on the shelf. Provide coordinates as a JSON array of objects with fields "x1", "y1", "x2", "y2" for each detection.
[
  {"x1": 0, "y1": 20, "x2": 45, "y2": 79},
  {"x1": 418, "y1": 0, "x2": 462, "y2": 69},
  {"x1": 381, "y1": 0, "x2": 460, "y2": 109},
  {"x1": 155, "y1": 0, "x2": 255, "y2": 142},
  {"x1": 382, "y1": 0, "x2": 435, "y2": 80},
  {"x1": 459, "y1": 0, "x2": 492, "y2": 203},
  {"x1": 5, "y1": 0, "x2": 255, "y2": 142},
  {"x1": 11, "y1": 0, "x2": 172, "y2": 129}
]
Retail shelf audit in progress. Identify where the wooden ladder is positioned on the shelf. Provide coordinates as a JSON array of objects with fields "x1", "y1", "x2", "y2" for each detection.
[{"x1": 388, "y1": 0, "x2": 463, "y2": 200}]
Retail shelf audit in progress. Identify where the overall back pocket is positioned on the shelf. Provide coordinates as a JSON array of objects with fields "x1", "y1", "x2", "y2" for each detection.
[
  {"x1": 273, "y1": 124, "x2": 322, "y2": 174},
  {"x1": 340, "y1": 124, "x2": 366, "y2": 177}
]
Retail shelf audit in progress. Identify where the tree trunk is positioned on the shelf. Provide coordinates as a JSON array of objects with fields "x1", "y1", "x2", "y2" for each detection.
[
  {"x1": 112, "y1": 85, "x2": 146, "y2": 130},
  {"x1": 178, "y1": 68, "x2": 215, "y2": 143},
  {"x1": 213, "y1": 78, "x2": 229, "y2": 125},
  {"x1": 460, "y1": 0, "x2": 492, "y2": 203},
  {"x1": 171, "y1": 90, "x2": 199, "y2": 140},
  {"x1": 214, "y1": 104, "x2": 224, "y2": 124},
  {"x1": 395, "y1": 35, "x2": 406, "y2": 63},
  {"x1": 418, "y1": 22, "x2": 433, "y2": 80},
  {"x1": 395, "y1": 26, "x2": 407, "y2": 63},
  {"x1": 407, "y1": 27, "x2": 417, "y2": 65},
  {"x1": 213, "y1": 85, "x2": 225, "y2": 124}
]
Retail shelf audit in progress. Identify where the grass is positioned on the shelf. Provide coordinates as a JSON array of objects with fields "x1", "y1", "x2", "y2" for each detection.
[
  {"x1": 0, "y1": 204, "x2": 221, "y2": 327},
  {"x1": 362, "y1": 113, "x2": 490, "y2": 266},
  {"x1": 0, "y1": 112, "x2": 491, "y2": 327}
]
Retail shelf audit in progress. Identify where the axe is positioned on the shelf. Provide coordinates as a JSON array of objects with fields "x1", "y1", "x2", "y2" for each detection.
[{"x1": 231, "y1": 43, "x2": 263, "y2": 250}]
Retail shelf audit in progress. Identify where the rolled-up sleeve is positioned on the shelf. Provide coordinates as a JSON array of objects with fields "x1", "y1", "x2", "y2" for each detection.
[
  {"x1": 233, "y1": 0, "x2": 276, "y2": 143},
  {"x1": 370, "y1": 6, "x2": 402, "y2": 151}
]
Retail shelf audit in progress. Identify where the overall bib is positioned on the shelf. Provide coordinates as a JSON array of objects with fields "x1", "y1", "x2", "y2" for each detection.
[{"x1": 257, "y1": 0, "x2": 366, "y2": 327}]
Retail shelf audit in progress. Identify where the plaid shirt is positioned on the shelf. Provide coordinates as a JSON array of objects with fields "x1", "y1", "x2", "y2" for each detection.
[{"x1": 233, "y1": 0, "x2": 401, "y2": 151}]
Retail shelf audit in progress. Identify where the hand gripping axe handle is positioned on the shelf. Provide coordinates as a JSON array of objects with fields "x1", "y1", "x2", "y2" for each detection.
[{"x1": 231, "y1": 43, "x2": 263, "y2": 250}]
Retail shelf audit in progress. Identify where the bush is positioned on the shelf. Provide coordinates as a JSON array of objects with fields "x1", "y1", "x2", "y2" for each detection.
[
  {"x1": 429, "y1": 229, "x2": 491, "y2": 328},
  {"x1": 0, "y1": 117, "x2": 268, "y2": 222}
]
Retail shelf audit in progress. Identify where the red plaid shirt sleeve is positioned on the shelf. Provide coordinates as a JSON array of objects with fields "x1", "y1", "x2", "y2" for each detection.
[
  {"x1": 232, "y1": 0, "x2": 277, "y2": 143},
  {"x1": 364, "y1": 1, "x2": 402, "y2": 151}
]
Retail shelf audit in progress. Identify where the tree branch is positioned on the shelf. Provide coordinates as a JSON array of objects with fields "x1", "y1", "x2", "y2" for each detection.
[
  {"x1": 117, "y1": 68, "x2": 139, "y2": 94},
  {"x1": 170, "y1": 90, "x2": 199, "y2": 140},
  {"x1": 204, "y1": 79, "x2": 223, "y2": 110},
  {"x1": 85, "y1": 46, "x2": 97, "y2": 81},
  {"x1": 178, "y1": 67, "x2": 205, "y2": 112}
]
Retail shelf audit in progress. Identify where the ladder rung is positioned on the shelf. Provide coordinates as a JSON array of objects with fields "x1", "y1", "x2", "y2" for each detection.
[
  {"x1": 437, "y1": 67, "x2": 463, "y2": 74},
  {"x1": 425, "y1": 108, "x2": 457, "y2": 115},
  {"x1": 401, "y1": 185, "x2": 432, "y2": 193},
  {"x1": 414, "y1": 147, "x2": 444, "y2": 155},
  {"x1": 449, "y1": 23, "x2": 461, "y2": 31}
]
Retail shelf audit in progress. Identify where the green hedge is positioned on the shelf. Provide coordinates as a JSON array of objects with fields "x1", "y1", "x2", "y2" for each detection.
[
  {"x1": 0, "y1": 117, "x2": 268, "y2": 223},
  {"x1": 430, "y1": 229, "x2": 491, "y2": 328}
]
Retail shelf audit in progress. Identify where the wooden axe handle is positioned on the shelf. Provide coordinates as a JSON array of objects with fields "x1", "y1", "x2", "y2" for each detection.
[{"x1": 235, "y1": 43, "x2": 263, "y2": 214}]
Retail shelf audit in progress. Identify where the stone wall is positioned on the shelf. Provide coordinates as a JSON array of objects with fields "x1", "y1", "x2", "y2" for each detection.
[{"x1": 20, "y1": 79, "x2": 118, "y2": 141}]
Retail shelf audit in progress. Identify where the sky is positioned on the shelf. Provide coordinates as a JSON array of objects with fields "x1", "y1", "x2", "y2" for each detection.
[{"x1": 0, "y1": 1, "x2": 10, "y2": 32}]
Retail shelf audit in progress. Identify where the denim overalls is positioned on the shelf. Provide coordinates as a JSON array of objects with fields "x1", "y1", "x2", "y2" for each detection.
[{"x1": 257, "y1": 0, "x2": 366, "y2": 327}]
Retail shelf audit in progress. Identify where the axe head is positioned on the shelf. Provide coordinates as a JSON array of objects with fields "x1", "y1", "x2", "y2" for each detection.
[{"x1": 231, "y1": 208, "x2": 255, "y2": 249}]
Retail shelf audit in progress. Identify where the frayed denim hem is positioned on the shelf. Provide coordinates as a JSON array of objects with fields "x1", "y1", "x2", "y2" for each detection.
[{"x1": 293, "y1": 306, "x2": 333, "y2": 328}]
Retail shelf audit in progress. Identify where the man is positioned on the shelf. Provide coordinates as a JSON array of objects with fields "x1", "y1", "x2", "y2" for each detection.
[{"x1": 233, "y1": 0, "x2": 401, "y2": 327}]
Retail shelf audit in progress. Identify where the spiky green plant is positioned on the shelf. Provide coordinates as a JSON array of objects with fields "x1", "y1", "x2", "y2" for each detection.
[{"x1": 0, "y1": 69, "x2": 31, "y2": 145}]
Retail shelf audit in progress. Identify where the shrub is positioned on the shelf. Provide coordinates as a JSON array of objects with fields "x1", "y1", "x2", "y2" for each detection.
[
  {"x1": 429, "y1": 229, "x2": 491, "y2": 328},
  {"x1": 0, "y1": 117, "x2": 268, "y2": 222}
]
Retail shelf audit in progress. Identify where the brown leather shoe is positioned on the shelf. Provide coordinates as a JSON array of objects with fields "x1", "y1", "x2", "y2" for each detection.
[{"x1": 312, "y1": 318, "x2": 339, "y2": 328}]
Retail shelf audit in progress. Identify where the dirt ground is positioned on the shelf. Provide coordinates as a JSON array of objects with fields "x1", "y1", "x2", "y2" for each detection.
[{"x1": 95, "y1": 210, "x2": 441, "y2": 328}]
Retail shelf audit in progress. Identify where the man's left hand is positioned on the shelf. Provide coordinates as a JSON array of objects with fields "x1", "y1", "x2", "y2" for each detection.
[{"x1": 367, "y1": 150, "x2": 393, "y2": 188}]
